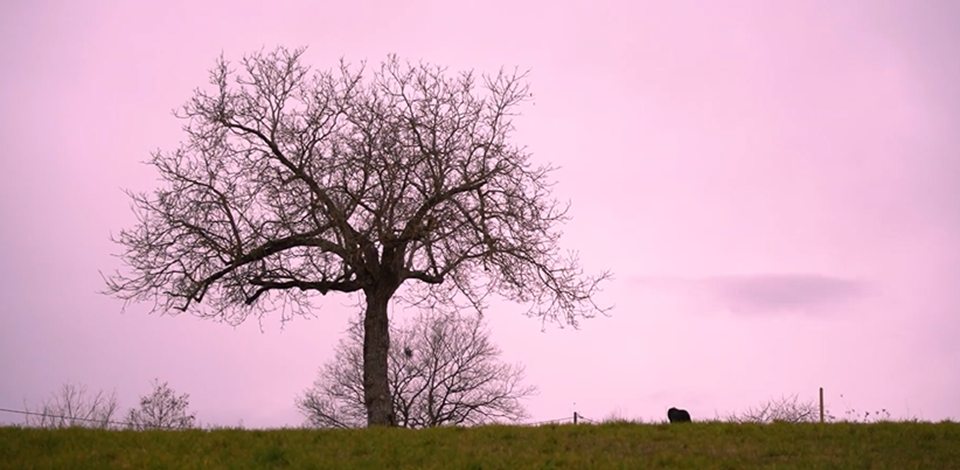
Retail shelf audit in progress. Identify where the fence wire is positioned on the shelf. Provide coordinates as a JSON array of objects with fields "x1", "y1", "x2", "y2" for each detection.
[
  {"x1": 0, "y1": 406, "x2": 185, "y2": 430},
  {"x1": 1, "y1": 405, "x2": 596, "y2": 430}
]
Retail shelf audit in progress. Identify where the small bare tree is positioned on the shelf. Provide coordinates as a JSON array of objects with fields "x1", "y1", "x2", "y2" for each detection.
[
  {"x1": 24, "y1": 382, "x2": 120, "y2": 429},
  {"x1": 727, "y1": 394, "x2": 829, "y2": 423},
  {"x1": 126, "y1": 379, "x2": 197, "y2": 430},
  {"x1": 297, "y1": 309, "x2": 537, "y2": 428},
  {"x1": 103, "y1": 46, "x2": 609, "y2": 426}
]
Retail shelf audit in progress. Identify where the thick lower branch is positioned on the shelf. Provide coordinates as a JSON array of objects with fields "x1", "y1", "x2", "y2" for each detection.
[
  {"x1": 245, "y1": 278, "x2": 364, "y2": 304},
  {"x1": 402, "y1": 270, "x2": 444, "y2": 284},
  {"x1": 184, "y1": 231, "x2": 344, "y2": 305}
]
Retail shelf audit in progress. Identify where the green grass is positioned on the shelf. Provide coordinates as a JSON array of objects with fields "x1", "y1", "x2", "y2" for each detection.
[{"x1": 2, "y1": 421, "x2": 958, "y2": 470}]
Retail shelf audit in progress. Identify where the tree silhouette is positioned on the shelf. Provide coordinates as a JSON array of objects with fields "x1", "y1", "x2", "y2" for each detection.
[
  {"x1": 103, "y1": 46, "x2": 609, "y2": 426},
  {"x1": 24, "y1": 382, "x2": 119, "y2": 429},
  {"x1": 126, "y1": 379, "x2": 197, "y2": 430},
  {"x1": 297, "y1": 309, "x2": 537, "y2": 428}
]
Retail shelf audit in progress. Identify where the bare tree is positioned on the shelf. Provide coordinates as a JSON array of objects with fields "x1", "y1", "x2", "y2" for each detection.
[
  {"x1": 102, "y1": 46, "x2": 610, "y2": 426},
  {"x1": 297, "y1": 309, "x2": 537, "y2": 428},
  {"x1": 24, "y1": 382, "x2": 120, "y2": 429},
  {"x1": 726, "y1": 394, "x2": 830, "y2": 423},
  {"x1": 126, "y1": 379, "x2": 197, "y2": 430}
]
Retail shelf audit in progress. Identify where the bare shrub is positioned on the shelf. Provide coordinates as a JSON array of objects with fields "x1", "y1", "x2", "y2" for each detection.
[
  {"x1": 126, "y1": 379, "x2": 197, "y2": 430},
  {"x1": 25, "y1": 382, "x2": 120, "y2": 429},
  {"x1": 727, "y1": 394, "x2": 830, "y2": 423}
]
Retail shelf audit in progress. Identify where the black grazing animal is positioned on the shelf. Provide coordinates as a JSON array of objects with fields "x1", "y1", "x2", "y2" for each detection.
[{"x1": 667, "y1": 407, "x2": 691, "y2": 423}]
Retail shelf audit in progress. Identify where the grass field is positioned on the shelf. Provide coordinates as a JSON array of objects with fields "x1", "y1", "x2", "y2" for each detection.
[{"x1": 2, "y1": 421, "x2": 958, "y2": 470}]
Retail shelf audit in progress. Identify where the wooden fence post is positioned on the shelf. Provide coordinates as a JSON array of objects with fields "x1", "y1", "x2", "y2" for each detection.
[{"x1": 819, "y1": 387, "x2": 824, "y2": 423}]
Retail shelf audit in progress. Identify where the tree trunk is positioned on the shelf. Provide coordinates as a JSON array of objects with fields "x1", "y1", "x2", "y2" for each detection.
[{"x1": 362, "y1": 285, "x2": 397, "y2": 427}]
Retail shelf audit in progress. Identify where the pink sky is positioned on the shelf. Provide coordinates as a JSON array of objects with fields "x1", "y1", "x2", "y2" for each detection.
[{"x1": 2, "y1": 0, "x2": 958, "y2": 427}]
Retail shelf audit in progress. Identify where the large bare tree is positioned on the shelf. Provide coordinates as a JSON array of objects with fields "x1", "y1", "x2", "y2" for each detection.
[
  {"x1": 297, "y1": 309, "x2": 537, "y2": 428},
  {"x1": 103, "y1": 46, "x2": 609, "y2": 426}
]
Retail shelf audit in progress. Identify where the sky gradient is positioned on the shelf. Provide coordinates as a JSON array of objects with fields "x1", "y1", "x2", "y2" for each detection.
[{"x1": 2, "y1": 0, "x2": 958, "y2": 427}]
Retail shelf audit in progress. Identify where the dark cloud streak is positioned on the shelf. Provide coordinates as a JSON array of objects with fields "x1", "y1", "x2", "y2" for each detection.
[
  {"x1": 701, "y1": 274, "x2": 870, "y2": 316},
  {"x1": 630, "y1": 273, "x2": 873, "y2": 317}
]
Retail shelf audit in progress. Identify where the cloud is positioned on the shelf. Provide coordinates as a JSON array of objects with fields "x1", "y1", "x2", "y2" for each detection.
[
  {"x1": 702, "y1": 274, "x2": 871, "y2": 315},
  {"x1": 630, "y1": 273, "x2": 873, "y2": 317}
]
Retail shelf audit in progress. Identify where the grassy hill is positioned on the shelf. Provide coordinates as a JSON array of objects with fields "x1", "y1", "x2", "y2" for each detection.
[{"x1": 2, "y1": 421, "x2": 958, "y2": 469}]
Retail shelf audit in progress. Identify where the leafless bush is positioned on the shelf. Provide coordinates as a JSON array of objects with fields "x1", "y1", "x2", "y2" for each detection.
[
  {"x1": 727, "y1": 394, "x2": 830, "y2": 423},
  {"x1": 126, "y1": 379, "x2": 197, "y2": 430},
  {"x1": 24, "y1": 382, "x2": 120, "y2": 429}
]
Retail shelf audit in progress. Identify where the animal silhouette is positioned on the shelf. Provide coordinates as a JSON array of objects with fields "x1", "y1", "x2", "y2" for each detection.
[{"x1": 667, "y1": 407, "x2": 691, "y2": 423}]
